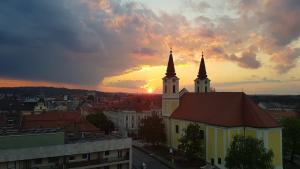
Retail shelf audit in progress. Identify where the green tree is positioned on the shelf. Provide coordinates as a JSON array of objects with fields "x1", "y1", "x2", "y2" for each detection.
[
  {"x1": 138, "y1": 114, "x2": 166, "y2": 145},
  {"x1": 178, "y1": 123, "x2": 204, "y2": 162},
  {"x1": 281, "y1": 117, "x2": 300, "y2": 163},
  {"x1": 225, "y1": 135, "x2": 274, "y2": 169},
  {"x1": 86, "y1": 112, "x2": 114, "y2": 134}
]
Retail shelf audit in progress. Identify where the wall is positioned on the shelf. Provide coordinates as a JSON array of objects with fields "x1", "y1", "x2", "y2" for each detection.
[
  {"x1": 0, "y1": 132, "x2": 65, "y2": 149},
  {"x1": 206, "y1": 126, "x2": 283, "y2": 169}
]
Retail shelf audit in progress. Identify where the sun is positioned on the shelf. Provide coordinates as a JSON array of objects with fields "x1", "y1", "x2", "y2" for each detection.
[{"x1": 147, "y1": 88, "x2": 153, "y2": 94}]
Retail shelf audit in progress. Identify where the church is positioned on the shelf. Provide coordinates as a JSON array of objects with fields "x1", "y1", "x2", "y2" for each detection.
[{"x1": 162, "y1": 50, "x2": 283, "y2": 169}]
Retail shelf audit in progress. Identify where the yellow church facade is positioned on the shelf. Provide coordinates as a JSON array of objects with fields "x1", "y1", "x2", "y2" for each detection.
[{"x1": 162, "y1": 50, "x2": 283, "y2": 169}]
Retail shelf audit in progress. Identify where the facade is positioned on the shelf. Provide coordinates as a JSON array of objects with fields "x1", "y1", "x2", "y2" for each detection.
[
  {"x1": 0, "y1": 129, "x2": 132, "y2": 169},
  {"x1": 162, "y1": 50, "x2": 283, "y2": 169},
  {"x1": 33, "y1": 98, "x2": 48, "y2": 113},
  {"x1": 104, "y1": 109, "x2": 160, "y2": 136}
]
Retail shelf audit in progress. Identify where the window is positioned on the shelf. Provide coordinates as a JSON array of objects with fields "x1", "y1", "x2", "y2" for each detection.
[
  {"x1": 175, "y1": 125, "x2": 179, "y2": 133},
  {"x1": 104, "y1": 166, "x2": 110, "y2": 169},
  {"x1": 200, "y1": 130, "x2": 204, "y2": 139},
  {"x1": 197, "y1": 87, "x2": 199, "y2": 93},
  {"x1": 132, "y1": 123, "x2": 134, "y2": 128},
  {"x1": 118, "y1": 151, "x2": 122, "y2": 157},
  {"x1": 205, "y1": 86, "x2": 207, "y2": 93},
  {"x1": 126, "y1": 116, "x2": 128, "y2": 121},
  {"x1": 164, "y1": 85, "x2": 167, "y2": 93},
  {"x1": 48, "y1": 157, "x2": 58, "y2": 163},
  {"x1": 132, "y1": 116, "x2": 134, "y2": 120},
  {"x1": 173, "y1": 85, "x2": 176, "y2": 93},
  {"x1": 69, "y1": 156, "x2": 75, "y2": 160},
  {"x1": 117, "y1": 164, "x2": 122, "y2": 169},
  {"x1": 105, "y1": 151, "x2": 110, "y2": 156},
  {"x1": 211, "y1": 158, "x2": 214, "y2": 165},
  {"x1": 218, "y1": 158, "x2": 221, "y2": 164},
  {"x1": 82, "y1": 154, "x2": 88, "y2": 159},
  {"x1": 34, "y1": 159, "x2": 42, "y2": 164}
]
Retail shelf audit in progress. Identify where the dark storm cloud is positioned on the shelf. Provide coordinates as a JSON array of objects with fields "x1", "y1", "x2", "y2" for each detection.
[
  {"x1": 0, "y1": 0, "x2": 163, "y2": 85},
  {"x1": 107, "y1": 80, "x2": 146, "y2": 89}
]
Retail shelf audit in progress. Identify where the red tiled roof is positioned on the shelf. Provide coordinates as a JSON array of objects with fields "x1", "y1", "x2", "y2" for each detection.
[
  {"x1": 106, "y1": 95, "x2": 162, "y2": 112},
  {"x1": 171, "y1": 92, "x2": 279, "y2": 128},
  {"x1": 22, "y1": 111, "x2": 100, "y2": 132}
]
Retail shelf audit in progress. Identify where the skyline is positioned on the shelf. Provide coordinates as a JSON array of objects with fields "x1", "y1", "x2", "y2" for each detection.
[{"x1": 0, "y1": 0, "x2": 300, "y2": 94}]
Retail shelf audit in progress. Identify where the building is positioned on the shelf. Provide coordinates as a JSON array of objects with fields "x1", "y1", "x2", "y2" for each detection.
[
  {"x1": 104, "y1": 109, "x2": 160, "y2": 136},
  {"x1": 0, "y1": 111, "x2": 132, "y2": 169},
  {"x1": 33, "y1": 98, "x2": 48, "y2": 113},
  {"x1": 162, "y1": 50, "x2": 283, "y2": 169},
  {"x1": 0, "y1": 129, "x2": 132, "y2": 169}
]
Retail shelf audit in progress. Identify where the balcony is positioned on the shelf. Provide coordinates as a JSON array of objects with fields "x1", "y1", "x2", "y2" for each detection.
[{"x1": 67, "y1": 156, "x2": 129, "y2": 168}]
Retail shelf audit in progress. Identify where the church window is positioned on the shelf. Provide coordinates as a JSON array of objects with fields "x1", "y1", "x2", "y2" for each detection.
[
  {"x1": 175, "y1": 125, "x2": 179, "y2": 133},
  {"x1": 211, "y1": 158, "x2": 214, "y2": 165},
  {"x1": 164, "y1": 85, "x2": 167, "y2": 93},
  {"x1": 205, "y1": 86, "x2": 207, "y2": 93},
  {"x1": 173, "y1": 85, "x2": 176, "y2": 93},
  {"x1": 197, "y1": 87, "x2": 199, "y2": 93},
  {"x1": 218, "y1": 158, "x2": 221, "y2": 164}
]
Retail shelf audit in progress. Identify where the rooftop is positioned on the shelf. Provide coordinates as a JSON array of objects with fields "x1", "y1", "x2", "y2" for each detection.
[{"x1": 171, "y1": 92, "x2": 279, "y2": 128}]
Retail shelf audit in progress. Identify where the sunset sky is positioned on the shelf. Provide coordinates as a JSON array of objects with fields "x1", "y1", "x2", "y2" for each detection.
[{"x1": 0, "y1": 0, "x2": 300, "y2": 94}]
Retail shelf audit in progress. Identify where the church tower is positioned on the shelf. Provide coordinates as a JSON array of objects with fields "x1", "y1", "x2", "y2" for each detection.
[
  {"x1": 162, "y1": 49, "x2": 179, "y2": 117},
  {"x1": 195, "y1": 52, "x2": 210, "y2": 93},
  {"x1": 162, "y1": 49, "x2": 179, "y2": 146}
]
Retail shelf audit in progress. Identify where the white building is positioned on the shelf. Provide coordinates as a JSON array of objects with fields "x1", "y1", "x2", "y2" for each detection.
[{"x1": 104, "y1": 109, "x2": 161, "y2": 136}]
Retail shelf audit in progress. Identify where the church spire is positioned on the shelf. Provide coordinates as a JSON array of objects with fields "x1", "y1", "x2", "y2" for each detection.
[
  {"x1": 165, "y1": 48, "x2": 176, "y2": 77},
  {"x1": 197, "y1": 51, "x2": 207, "y2": 80}
]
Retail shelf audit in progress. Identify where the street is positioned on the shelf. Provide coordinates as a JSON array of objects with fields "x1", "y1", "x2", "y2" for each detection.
[{"x1": 132, "y1": 147, "x2": 171, "y2": 169}]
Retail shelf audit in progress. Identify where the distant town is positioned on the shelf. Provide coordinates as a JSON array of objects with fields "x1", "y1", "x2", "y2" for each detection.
[{"x1": 0, "y1": 83, "x2": 299, "y2": 169}]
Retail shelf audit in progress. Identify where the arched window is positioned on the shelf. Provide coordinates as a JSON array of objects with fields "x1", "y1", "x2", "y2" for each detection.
[{"x1": 173, "y1": 85, "x2": 176, "y2": 93}]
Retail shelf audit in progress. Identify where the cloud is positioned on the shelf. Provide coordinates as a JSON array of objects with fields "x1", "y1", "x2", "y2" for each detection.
[
  {"x1": 231, "y1": 0, "x2": 300, "y2": 73},
  {"x1": 183, "y1": 0, "x2": 211, "y2": 12},
  {"x1": 271, "y1": 48, "x2": 300, "y2": 73},
  {"x1": 106, "y1": 80, "x2": 146, "y2": 89},
  {"x1": 228, "y1": 51, "x2": 261, "y2": 69},
  {"x1": 0, "y1": 0, "x2": 299, "y2": 92},
  {"x1": 0, "y1": 0, "x2": 167, "y2": 86}
]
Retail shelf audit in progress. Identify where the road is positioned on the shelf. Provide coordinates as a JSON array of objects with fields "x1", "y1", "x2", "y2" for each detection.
[{"x1": 132, "y1": 147, "x2": 171, "y2": 169}]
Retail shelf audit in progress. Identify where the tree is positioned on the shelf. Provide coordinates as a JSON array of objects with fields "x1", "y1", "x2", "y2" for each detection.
[
  {"x1": 178, "y1": 123, "x2": 204, "y2": 162},
  {"x1": 225, "y1": 135, "x2": 274, "y2": 169},
  {"x1": 281, "y1": 117, "x2": 300, "y2": 163},
  {"x1": 138, "y1": 114, "x2": 166, "y2": 145},
  {"x1": 86, "y1": 112, "x2": 114, "y2": 134}
]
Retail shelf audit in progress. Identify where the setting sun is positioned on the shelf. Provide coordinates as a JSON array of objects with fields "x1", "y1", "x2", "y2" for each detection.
[{"x1": 147, "y1": 88, "x2": 153, "y2": 94}]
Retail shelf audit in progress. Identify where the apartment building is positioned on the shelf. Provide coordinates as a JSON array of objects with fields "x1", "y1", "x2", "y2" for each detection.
[{"x1": 0, "y1": 129, "x2": 132, "y2": 169}]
